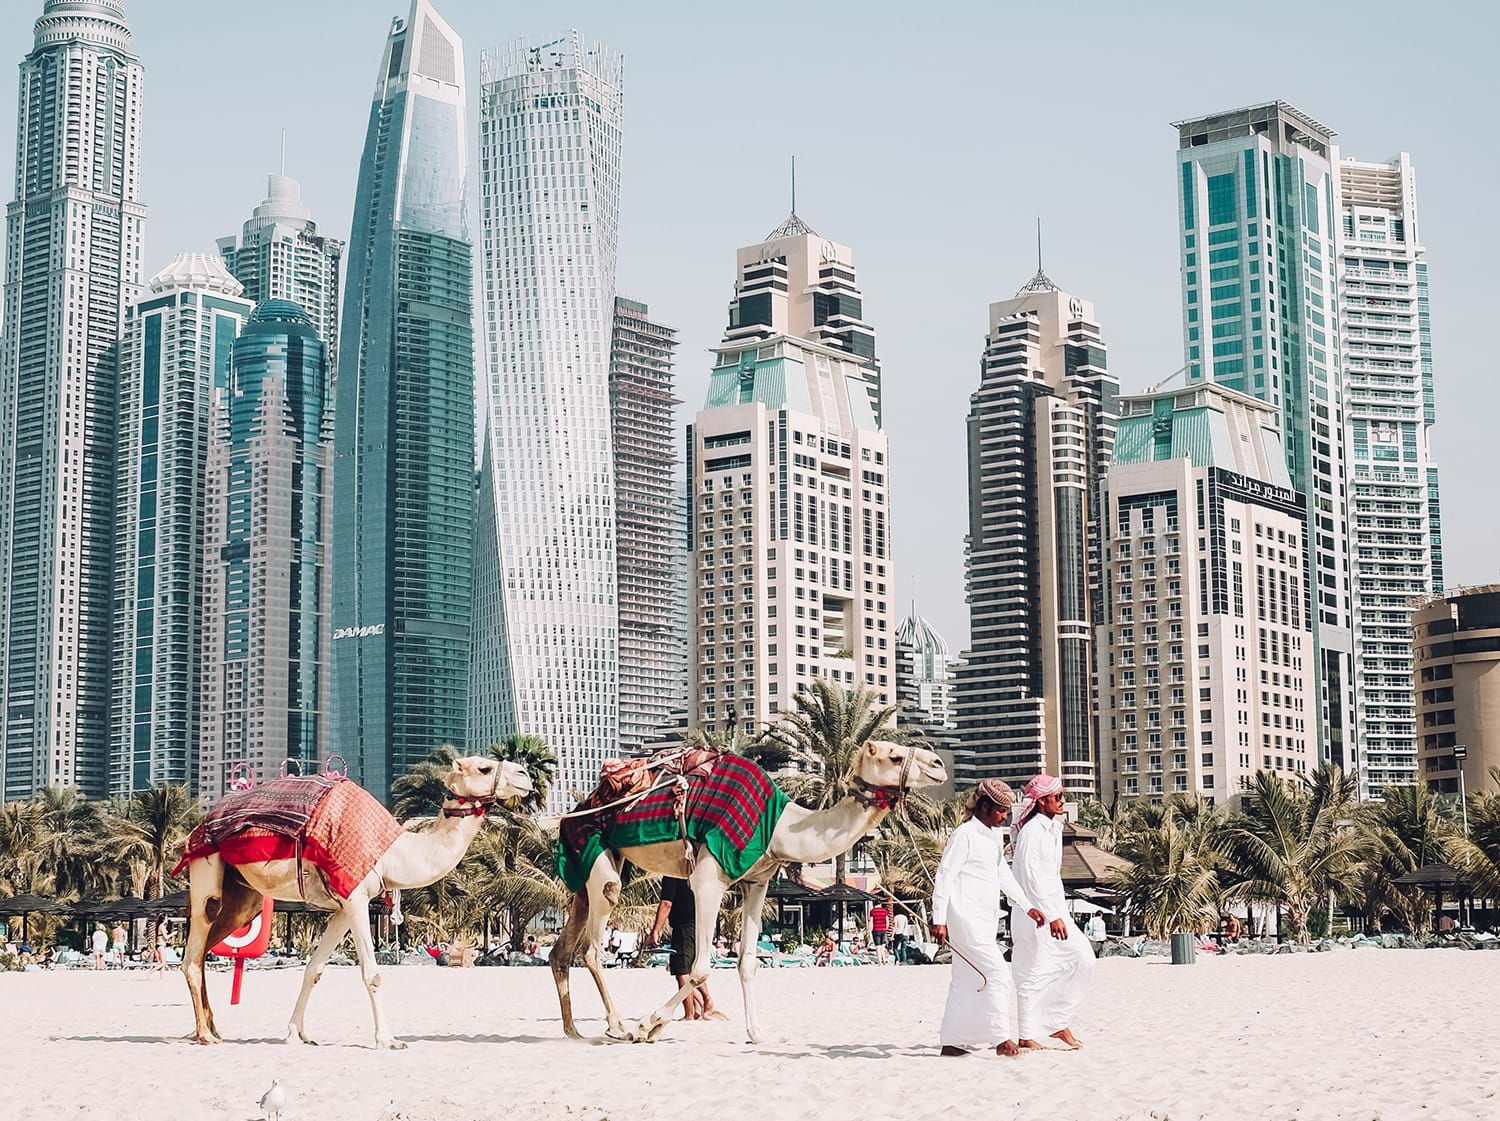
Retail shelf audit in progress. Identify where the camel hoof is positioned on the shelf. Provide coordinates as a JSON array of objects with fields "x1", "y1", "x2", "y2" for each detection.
[
  {"x1": 192, "y1": 1034, "x2": 220, "y2": 1046},
  {"x1": 376, "y1": 1037, "x2": 408, "y2": 1051}
]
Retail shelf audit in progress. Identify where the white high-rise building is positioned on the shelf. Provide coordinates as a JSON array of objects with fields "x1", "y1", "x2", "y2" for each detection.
[
  {"x1": 896, "y1": 611, "x2": 956, "y2": 728},
  {"x1": 112, "y1": 256, "x2": 252, "y2": 794},
  {"x1": 1101, "y1": 382, "x2": 1315, "y2": 803},
  {"x1": 472, "y1": 34, "x2": 624, "y2": 811},
  {"x1": 0, "y1": 1, "x2": 146, "y2": 799},
  {"x1": 217, "y1": 172, "x2": 344, "y2": 382},
  {"x1": 1338, "y1": 153, "x2": 1443, "y2": 798},
  {"x1": 687, "y1": 335, "x2": 892, "y2": 740}
]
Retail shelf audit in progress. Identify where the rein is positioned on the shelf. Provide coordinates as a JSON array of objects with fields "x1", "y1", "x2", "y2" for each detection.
[
  {"x1": 849, "y1": 746, "x2": 917, "y2": 810},
  {"x1": 441, "y1": 763, "x2": 506, "y2": 818}
]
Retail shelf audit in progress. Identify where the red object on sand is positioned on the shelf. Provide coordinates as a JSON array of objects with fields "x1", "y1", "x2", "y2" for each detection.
[{"x1": 210, "y1": 896, "x2": 274, "y2": 1005}]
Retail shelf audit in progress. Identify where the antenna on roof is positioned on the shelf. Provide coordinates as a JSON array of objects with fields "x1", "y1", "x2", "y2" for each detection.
[
  {"x1": 1036, "y1": 217, "x2": 1043, "y2": 274},
  {"x1": 791, "y1": 155, "x2": 796, "y2": 215},
  {"x1": 1017, "y1": 217, "x2": 1058, "y2": 295},
  {"x1": 280, "y1": 128, "x2": 286, "y2": 176}
]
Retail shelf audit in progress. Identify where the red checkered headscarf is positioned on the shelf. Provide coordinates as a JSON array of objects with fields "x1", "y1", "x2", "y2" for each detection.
[{"x1": 1013, "y1": 772, "x2": 1063, "y2": 834}]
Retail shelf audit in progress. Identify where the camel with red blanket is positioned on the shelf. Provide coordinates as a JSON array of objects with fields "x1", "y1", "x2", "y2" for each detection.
[
  {"x1": 176, "y1": 756, "x2": 532, "y2": 1049},
  {"x1": 551, "y1": 740, "x2": 945, "y2": 1044}
]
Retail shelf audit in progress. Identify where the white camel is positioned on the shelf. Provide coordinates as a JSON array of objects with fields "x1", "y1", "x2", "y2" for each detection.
[
  {"x1": 181, "y1": 756, "x2": 532, "y2": 1049},
  {"x1": 550, "y1": 739, "x2": 945, "y2": 1044}
]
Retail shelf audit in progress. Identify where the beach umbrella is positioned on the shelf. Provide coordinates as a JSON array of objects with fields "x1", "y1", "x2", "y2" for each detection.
[
  {"x1": 815, "y1": 881, "x2": 878, "y2": 944},
  {"x1": 765, "y1": 875, "x2": 812, "y2": 939},
  {"x1": 0, "y1": 893, "x2": 64, "y2": 942}
]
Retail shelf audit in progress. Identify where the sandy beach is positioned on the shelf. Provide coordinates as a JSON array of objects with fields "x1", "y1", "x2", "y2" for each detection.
[{"x1": 1, "y1": 951, "x2": 1496, "y2": 1121}]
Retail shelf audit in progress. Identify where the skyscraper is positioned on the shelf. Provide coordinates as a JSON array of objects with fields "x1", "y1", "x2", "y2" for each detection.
[
  {"x1": 609, "y1": 297, "x2": 682, "y2": 755},
  {"x1": 199, "y1": 299, "x2": 331, "y2": 800},
  {"x1": 1173, "y1": 102, "x2": 1355, "y2": 776},
  {"x1": 687, "y1": 334, "x2": 893, "y2": 739},
  {"x1": 0, "y1": 0, "x2": 145, "y2": 799},
  {"x1": 332, "y1": 1, "x2": 475, "y2": 802},
  {"x1": 217, "y1": 172, "x2": 344, "y2": 381},
  {"x1": 895, "y1": 611, "x2": 957, "y2": 730},
  {"x1": 1413, "y1": 586, "x2": 1500, "y2": 798},
  {"x1": 722, "y1": 214, "x2": 882, "y2": 423},
  {"x1": 112, "y1": 255, "x2": 252, "y2": 794},
  {"x1": 1338, "y1": 154, "x2": 1443, "y2": 798},
  {"x1": 1100, "y1": 382, "x2": 1314, "y2": 803},
  {"x1": 471, "y1": 34, "x2": 624, "y2": 811},
  {"x1": 953, "y1": 278, "x2": 1117, "y2": 797}
]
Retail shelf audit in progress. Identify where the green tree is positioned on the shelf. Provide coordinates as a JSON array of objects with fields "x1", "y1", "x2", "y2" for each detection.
[
  {"x1": 35, "y1": 786, "x2": 109, "y2": 898},
  {"x1": 1218, "y1": 770, "x2": 1365, "y2": 943},
  {"x1": 104, "y1": 785, "x2": 200, "y2": 941},
  {"x1": 1108, "y1": 795, "x2": 1224, "y2": 940},
  {"x1": 1357, "y1": 783, "x2": 1456, "y2": 935},
  {"x1": 1448, "y1": 768, "x2": 1500, "y2": 898},
  {"x1": 0, "y1": 799, "x2": 52, "y2": 896}
]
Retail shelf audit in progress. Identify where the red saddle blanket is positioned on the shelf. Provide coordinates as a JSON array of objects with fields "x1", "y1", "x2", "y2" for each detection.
[{"x1": 174, "y1": 777, "x2": 403, "y2": 900}]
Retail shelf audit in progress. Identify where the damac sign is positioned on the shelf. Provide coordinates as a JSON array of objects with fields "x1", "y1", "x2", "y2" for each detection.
[{"x1": 333, "y1": 624, "x2": 386, "y2": 640}]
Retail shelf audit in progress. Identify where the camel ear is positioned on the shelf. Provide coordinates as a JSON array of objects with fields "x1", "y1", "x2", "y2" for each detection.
[
  {"x1": 449, "y1": 761, "x2": 462, "y2": 774},
  {"x1": 864, "y1": 740, "x2": 879, "y2": 756}
]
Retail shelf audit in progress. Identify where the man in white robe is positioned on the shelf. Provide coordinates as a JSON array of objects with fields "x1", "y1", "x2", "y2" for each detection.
[
  {"x1": 1010, "y1": 772, "x2": 1095, "y2": 1050},
  {"x1": 930, "y1": 779, "x2": 1045, "y2": 1057}
]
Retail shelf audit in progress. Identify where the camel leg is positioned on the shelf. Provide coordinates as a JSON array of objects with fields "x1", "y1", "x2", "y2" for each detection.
[
  {"x1": 737, "y1": 879, "x2": 772, "y2": 1045},
  {"x1": 549, "y1": 892, "x2": 590, "y2": 1039},
  {"x1": 181, "y1": 856, "x2": 224, "y2": 1044},
  {"x1": 634, "y1": 858, "x2": 727, "y2": 1043},
  {"x1": 284, "y1": 909, "x2": 351, "y2": 1045},
  {"x1": 193, "y1": 870, "x2": 263, "y2": 1044},
  {"x1": 344, "y1": 892, "x2": 402, "y2": 1049},
  {"x1": 580, "y1": 862, "x2": 626, "y2": 1040}
]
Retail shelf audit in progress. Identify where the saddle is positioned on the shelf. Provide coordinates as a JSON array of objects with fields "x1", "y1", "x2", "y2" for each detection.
[{"x1": 590, "y1": 747, "x2": 721, "y2": 866}]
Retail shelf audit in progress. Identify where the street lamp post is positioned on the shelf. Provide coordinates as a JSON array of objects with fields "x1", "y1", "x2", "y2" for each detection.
[{"x1": 1454, "y1": 744, "x2": 1469, "y2": 836}]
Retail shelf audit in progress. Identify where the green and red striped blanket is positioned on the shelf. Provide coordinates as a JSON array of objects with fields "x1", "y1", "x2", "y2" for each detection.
[{"x1": 557, "y1": 754, "x2": 789, "y2": 892}]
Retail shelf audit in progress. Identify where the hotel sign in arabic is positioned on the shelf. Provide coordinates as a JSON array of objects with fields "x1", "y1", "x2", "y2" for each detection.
[{"x1": 1213, "y1": 469, "x2": 1303, "y2": 518}]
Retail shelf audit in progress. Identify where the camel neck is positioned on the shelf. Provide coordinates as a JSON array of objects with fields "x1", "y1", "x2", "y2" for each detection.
[
  {"x1": 382, "y1": 809, "x2": 482, "y2": 890},
  {"x1": 770, "y1": 795, "x2": 885, "y2": 866}
]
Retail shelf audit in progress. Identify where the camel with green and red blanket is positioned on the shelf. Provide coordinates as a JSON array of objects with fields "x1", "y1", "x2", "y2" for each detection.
[
  {"x1": 551, "y1": 740, "x2": 946, "y2": 1044},
  {"x1": 174, "y1": 756, "x2": 532, "y2": 1049}
]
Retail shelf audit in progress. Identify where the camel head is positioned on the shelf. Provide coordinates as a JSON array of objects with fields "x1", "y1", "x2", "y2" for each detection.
[
  {"x1": 849, "y1": 740, "x2": 946, "y2": 801},
  {"x1": 444, "y1": 755, "x2": 534, "y2": 809}
]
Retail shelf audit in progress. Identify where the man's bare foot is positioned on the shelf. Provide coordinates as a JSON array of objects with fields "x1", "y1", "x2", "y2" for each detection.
[
  {"x1": 996, "y1": 1040, "x2": 1021, "y2": 1057},
  {"x1": 1017, "y1": 1038, "x2": 1044, "y2": 1051},
  {"x1": 940, "y1": 1045, "x2": 969, "y2": 1057},
  {"x1": 702, "y1": 1009, "x2": 730, "y2": 1022},
  {"x1": 1050, "y1": 1028, "x2": 1082, "y2": 1049}
]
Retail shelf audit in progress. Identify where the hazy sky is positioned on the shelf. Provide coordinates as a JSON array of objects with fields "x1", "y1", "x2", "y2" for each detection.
[{"x1": 3, "y1": 0, "x2": 1495, "y2": 648}]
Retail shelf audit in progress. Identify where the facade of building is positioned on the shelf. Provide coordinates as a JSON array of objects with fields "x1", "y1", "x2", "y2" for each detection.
[
  {"x1": 0, "y1": 0, "x2": 145, "y2": 799},
  {"x1": 217, "y1": 173, "x2": 344, "y2": 382},
  {"x1": 722, "y1": 214, "x2": 882, "y2": 423},
  {"x1": 331, "y1": 0, "x2": 475, "y2": 802},
  {"x1": 111, "y1": 256, "x2": 252, "y2": 794},
  {"x1": 895, "y1": 610, "x2": 956, "y2": 729},
  {"x1": 687, "y1": 335, "x2": 892, "y2": 740},
  {"x1": 1173, "y1": 101, "x2": 1356, "y2": 779},
  {"x1": 953, "y1": 280, "x2": 1116, "y2": 797},
  {"x1": 1413, "y1": 587, "x2": 1500, "y2": 797},
  {"x1": 609, "y1": 297, "x2": 683, "y2": 755},
  {"x1": 1338, "y1": 153, "x2": 1444, "y2": 798},
  {"x1": 198, "y1": 299, "x2": 331, "y2": 800},
  {"x1": 1101, "y1": 383, "x2": 1315, "y2": 803},
  {"x1": 471, "y1": 34, "x2": 624, "y2": 811}
]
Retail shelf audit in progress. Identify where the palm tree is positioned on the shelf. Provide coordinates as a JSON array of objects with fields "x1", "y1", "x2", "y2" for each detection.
[
  {"x1": 34, "y1": 786, "x2": 108, "y2": 898},
  {"x1": 104, "y1": 785, "x2": 200, "y2": 942},
  {"x1": 1076, "y1": 793, "x2": 1130, "y2": 852},
  {"x1": 1218, "y1": 771, "x2": 1365, "y2": 943},
  {"x1": 1449, "y1": 768, "x2": 1500, "y2": 898},
  {"x1": 488, "y1": 734, "x2": 556, "y2": 812},
  {"x1": 0, "y1": 799, "x2": 52, "y2": 896},
  {"x1": 1108, "y1": 795, "x2": 1224, "y2": 940},
  {"x1": 749, "y1": 680, "x2": 903, "y2": 885},
  {"x1": 1357, "y1": 783, "x2": 1456, "y2": 935}
]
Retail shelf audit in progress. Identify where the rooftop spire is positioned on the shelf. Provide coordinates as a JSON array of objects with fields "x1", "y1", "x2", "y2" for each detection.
[
  {"x1": 1017, "y1": 217, "x2": 1058, "y2": 295},
  {"x1": 765, "y1": 154, "x2": 817, "y2": 240}
]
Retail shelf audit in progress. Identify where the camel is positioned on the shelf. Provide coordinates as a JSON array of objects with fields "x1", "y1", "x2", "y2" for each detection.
[
  {"x1": 181, "y1": 756, "x2": 532, "y2": 1049},
  {"x1": 550, "y1": 739, "x2": 946, "y2": 1044}
]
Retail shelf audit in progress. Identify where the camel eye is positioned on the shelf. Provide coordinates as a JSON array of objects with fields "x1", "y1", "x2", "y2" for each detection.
[{"x1": 479, "y1": 765, "x2": 494, "y2": 775}]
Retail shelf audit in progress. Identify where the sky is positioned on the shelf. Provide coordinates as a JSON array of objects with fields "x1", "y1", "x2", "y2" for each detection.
[{"x1": 2, "y1": 0, "x2": 1496, "y2": 649}]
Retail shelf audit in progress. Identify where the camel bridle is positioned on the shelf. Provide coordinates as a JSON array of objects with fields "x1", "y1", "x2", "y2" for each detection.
[
  {"x1": 849, "y1": 746, "x2": 919, "y2": 811},
  {"x1": 441, "y1": 762, "x2": 507, "y2": 818}
]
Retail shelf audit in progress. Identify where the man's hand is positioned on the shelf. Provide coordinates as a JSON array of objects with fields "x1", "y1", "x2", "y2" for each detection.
[
  {"x1": 648, "y1": 927, "x2": 664, "y2": 949},
  {"x1": 1049, "y1": 918, "x2": 1068, "y2": 940},
  {"x1": 931, "y1": 924, "x2": 948, "y2": 946},
  {"x1": 1027, "y1": 908, "x2": 1046, "y2": 928}
]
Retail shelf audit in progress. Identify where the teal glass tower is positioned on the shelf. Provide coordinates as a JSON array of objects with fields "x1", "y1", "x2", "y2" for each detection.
[
  {"x1": 332, "y1": 0, "x2": 475, "y2": 802},
  {"x1": 1174, "y1": 102, "x2": 1354, "y2": 773}
]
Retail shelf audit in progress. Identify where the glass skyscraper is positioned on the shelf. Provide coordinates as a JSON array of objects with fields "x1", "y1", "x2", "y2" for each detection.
[
  {"x1": 111, "y1": 255, "x2": 252, "y2": 795},
  {"x1": 1174, "y1": 102, "x2": 1355, "y2": 774},
  {"x1": 471, "y1": 34, "x2": 624, "y2": 812},
  {"x1": 1, "y1": 1, "x2": 145, "y2": 799},
  {"x1": 332, "y1": 0, "x2": 475, "y2": 802},
  {"x1": 199, "y1": 300, "x2": 331, "y2": 800}
]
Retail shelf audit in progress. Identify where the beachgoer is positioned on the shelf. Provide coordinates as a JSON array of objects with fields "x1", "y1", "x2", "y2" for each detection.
[
  {"x1": 1084, "y1": 912, "x2": 1106, "y2": 954},
  {"x1": 525, "y1": 937, "x2": 540, "y2": 957},
  {"x1": 150, "y1": 931, "x2": 168, "y2": 972},
  {"x1": 891, "y1": 900, "x2": 910, "y2": 964},
  {"x1": 1011, "y1": 773, "x2": 1095, "y2": 1051},
  {"x1": 814, "y1": 932, "x2": 836, "y2": 966},
  {"x1": 1438, "y1": 913, "x2": 1457, "y2": 934},
  {"x1": 110, "y1": 923, "x2": 127, "y2": 967},
  {"x1": 91, "y1": 924, "x2": 108, "y2": 970},
  {"x1": 1224, "y1": 913, "x2": 1241, "y2": 942},
  {"x1": 650, "y1": 877, "x2": 721, "y2": 1021},
  {"x1": 930, "y1": 778, "x2": 1045, "y2": 1057},
  {"x1": 869, "y1": 899, "x2": 891, "y2": 964}
]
